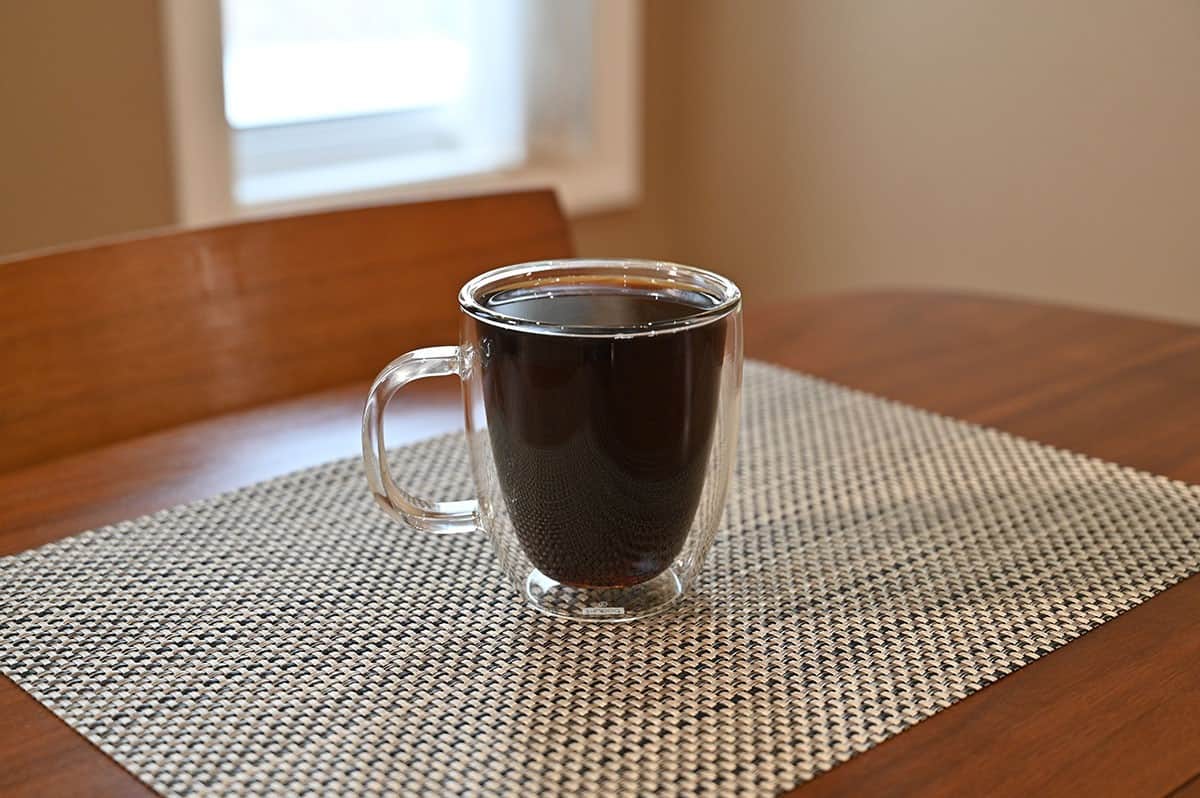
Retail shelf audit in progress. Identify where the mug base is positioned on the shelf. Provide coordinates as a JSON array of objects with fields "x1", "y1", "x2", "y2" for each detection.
[{"x1": 524, "y1": 567, "x2": 684, "y2": 622}]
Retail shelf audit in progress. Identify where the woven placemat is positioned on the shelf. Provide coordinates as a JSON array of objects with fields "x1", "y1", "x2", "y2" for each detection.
[{"x1": 3, "y1": 361, "x2": 1199, "y2": 796}]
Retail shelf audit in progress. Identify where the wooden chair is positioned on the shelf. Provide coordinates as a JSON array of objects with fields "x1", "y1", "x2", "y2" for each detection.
[{"x1": 0, "y1": 190, "x2": 573, "y2": 473}]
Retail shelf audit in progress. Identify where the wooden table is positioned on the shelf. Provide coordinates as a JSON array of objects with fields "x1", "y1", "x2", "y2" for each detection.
[{"x1": 4, "y1": 290, "x2": 1200, "y2": 797}]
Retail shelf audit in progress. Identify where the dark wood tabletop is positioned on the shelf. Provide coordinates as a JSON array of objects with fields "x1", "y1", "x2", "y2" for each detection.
[{"x1": 3, "y1": 290, "x2": 1200, "y2": 797}]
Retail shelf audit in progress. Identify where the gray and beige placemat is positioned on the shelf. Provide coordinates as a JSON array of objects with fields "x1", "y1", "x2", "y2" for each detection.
[{"x1": 3, "y1": 361, "x2": 1200, "y2": 796}]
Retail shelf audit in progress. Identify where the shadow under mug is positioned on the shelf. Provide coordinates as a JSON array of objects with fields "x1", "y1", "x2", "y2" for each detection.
[{"x1": 362, "y1": 259, "x2": 743, "y2": 621}]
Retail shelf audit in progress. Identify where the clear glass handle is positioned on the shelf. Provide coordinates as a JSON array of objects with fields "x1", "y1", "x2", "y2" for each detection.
[{"x1": 361, "y1": 346, "x2": 479, "y2": 534}]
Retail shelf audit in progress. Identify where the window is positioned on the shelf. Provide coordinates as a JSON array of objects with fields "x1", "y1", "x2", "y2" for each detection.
[{"x1": 161, "y1": 0, "x2": 638, "y2": 224}]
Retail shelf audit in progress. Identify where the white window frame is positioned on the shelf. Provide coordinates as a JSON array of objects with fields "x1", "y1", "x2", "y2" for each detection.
[{"x1": 160, "y1": 0, "x2": 640, "y2": 225}]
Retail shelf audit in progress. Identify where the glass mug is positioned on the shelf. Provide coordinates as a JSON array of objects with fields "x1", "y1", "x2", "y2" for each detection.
[{"x1": 362, "y1": 259, "x2": 743, "y2": 621}]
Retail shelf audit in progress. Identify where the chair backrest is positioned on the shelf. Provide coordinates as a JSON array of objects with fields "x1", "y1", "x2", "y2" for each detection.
[{"x1": 0, "y1": 190, "x2": 572, "y2": 472}]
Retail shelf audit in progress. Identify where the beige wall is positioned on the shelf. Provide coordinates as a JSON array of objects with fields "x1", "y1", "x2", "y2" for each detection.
[
  {"x1": 655, "y1": 0, "x2": 1200, "y2": 319},
  {"x1": 0, "y1": 2, "x2": 175, "y2": 255},
  {"x1": 5, "y1": 1, "x2": 1199, "y2": 323}
]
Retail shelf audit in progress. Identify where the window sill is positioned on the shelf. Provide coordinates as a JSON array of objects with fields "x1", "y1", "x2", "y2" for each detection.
[{"x1": 232, "y1": 154, "x2": 639, "y2": 221}]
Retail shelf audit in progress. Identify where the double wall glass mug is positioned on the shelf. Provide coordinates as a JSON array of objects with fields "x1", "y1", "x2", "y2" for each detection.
[{"x1": 362, "y1": 259, "x2": 743, "y2": 621}]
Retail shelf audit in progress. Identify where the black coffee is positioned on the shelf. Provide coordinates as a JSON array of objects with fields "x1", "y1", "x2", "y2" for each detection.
[{"x1": 476, "y1": 285, "x2": 728, "y2": 588}]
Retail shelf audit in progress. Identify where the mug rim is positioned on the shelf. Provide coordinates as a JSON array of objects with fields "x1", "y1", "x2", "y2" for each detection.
[{"x1": 457, "y1": 258, "x2": 742, "y2": 338}]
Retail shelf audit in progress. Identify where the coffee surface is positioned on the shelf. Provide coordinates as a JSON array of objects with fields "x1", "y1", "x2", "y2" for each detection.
[
  {"x1": 477, "y1": 288, "x2": 727, "y2": 588},
  {"x1": 480, "y1": 286, "x2": 716, "y2": 328}
]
